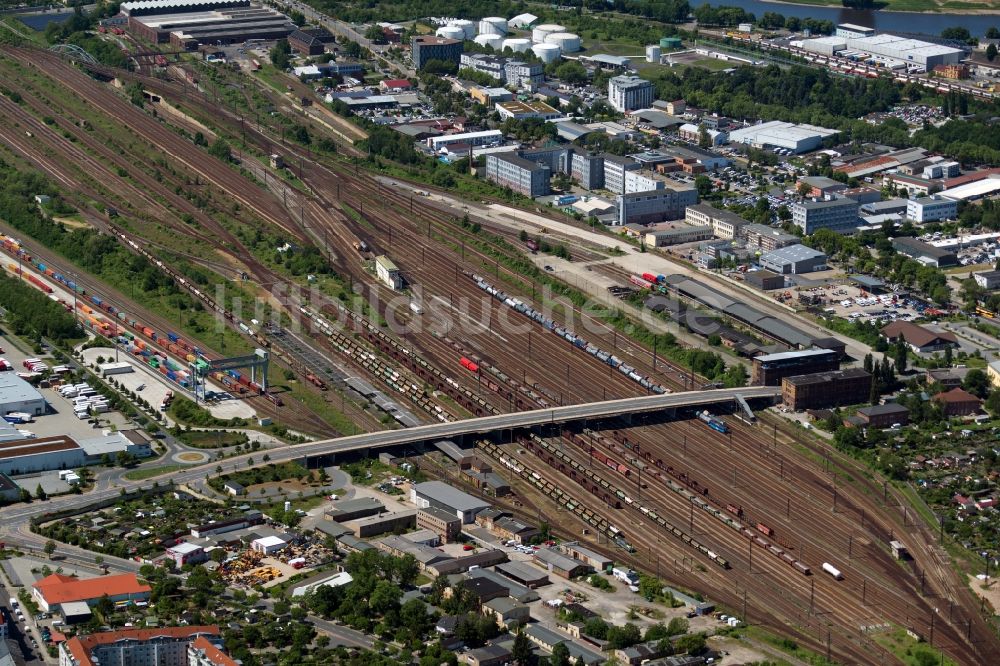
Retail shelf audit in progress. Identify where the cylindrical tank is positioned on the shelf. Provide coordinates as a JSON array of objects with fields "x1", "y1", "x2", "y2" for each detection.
[
  {"x1": 448, "y1": 19, "x2": 475, "y2": 40},
  {"x1": 502, "y1": 38, "x2": 531, "y2": 53},
  {"x1": 479, "y1": 17, "x2": 508, "y2": 36},
  {"x1": 544, "y1": 32, "x2": 581, "y2": 53},
  {"x1": 474, "y1": 34, "x2": 504, "y2": 50},
  {"x1": 660, "y1": 36, "x2": 682, "y2": 49},
  {"x1": 436, "y1": 26, "x2": 466, "y2": 40},
  {"x1": 532, "y1": 43, "x2": 561, "y2": 64},
  {"x1": 646, "y1": 45, "x2": 661, "y2": 63},
  {"x1": 532, "y1": 23, "x2": 565, "y2": 44}
]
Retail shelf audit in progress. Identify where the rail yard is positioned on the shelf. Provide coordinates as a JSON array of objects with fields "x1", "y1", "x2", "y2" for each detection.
[{"x1": 0, "y1": 42, "x2": 994, "y2": 666}]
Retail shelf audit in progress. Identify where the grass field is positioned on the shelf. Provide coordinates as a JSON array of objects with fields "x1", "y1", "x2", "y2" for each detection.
[{"x1": 123, "y1": 464, "x2": 188, "y2": 481}]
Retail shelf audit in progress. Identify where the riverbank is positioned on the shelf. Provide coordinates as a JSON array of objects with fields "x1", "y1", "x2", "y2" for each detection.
[{"x1": 761, "y1": 0, "x2": 1000, "y2": 15}]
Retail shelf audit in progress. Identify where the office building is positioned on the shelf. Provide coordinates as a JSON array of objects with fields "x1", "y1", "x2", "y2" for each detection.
[
  {"x1": 60, "y1": 626, "x2": 221, "y2": 666},
  {"x1": 411, "y1": 35, "x2": 463, "y2": 70},
  {"x1": 781, "y1": 369, "x2": 872, "y2": 410},
  {"x1": 608, "y1": 75, "x2": 654, "y2": 113},
  {"x1": 411, "y1": 481, "x2": 491, "y2": 523},
  {"x1": 836, "y1": 23, "x2": 876, "y2": 39},
  {"x1": 790, "y1": 198, "x2": 860, "y2": 234},
  {"x1": 485, "y1": 153, "x2": 551, "y2": 197},
  {"x1": 504, "y1": 60, "x2": 544, "y2": 89},
  {"x1": 759, "y1": 244, "x2": 828, "y2": 274},
  {"x1": 572, "y1": 152, "x2": 605, "y2": 190},
  {"x1": 685, "y1": 203, "x2": 747, "y2": 239},
  {"x1": 616, "y1": 183, "x2": 698, "y2": 226},
  {"x1": 741, "y1": 223, "x2": 799, "y2": 252},
  {"x1": 906, "y1": 195, "x2": 958, "y2": 222},
  {"x1": 603, "y1": 155, "x2": 641, "y2": 194},
  {"x1": 891, "y1": 236, "x2": 958, "y2": 267},
  {"x1": 459, "y1": 53, "x2": 506, "y2": 80},
  {"x1": 752, "y1": 349, "x2": 840, "y2": 386}
]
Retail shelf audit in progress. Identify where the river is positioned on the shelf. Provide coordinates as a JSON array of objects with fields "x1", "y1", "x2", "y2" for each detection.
[{"x1": 688, "y1": 0, "x2": 996, "y2": 37}]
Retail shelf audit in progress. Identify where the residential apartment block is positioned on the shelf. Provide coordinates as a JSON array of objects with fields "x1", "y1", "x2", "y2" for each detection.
[{"x1": 608, "y1": 75, "x2": 654, "y2": 112}]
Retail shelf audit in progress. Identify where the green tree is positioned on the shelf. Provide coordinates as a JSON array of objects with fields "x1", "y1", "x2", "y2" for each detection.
[
  {"x1": 606, "y1": 623, "x2": 642, "y2": 649},
  {"x1": 675, "y1": 633, "x2": 707, "y2": 655},
  {"x1": 269, "y1": 38, "x2": 291, "y2": 69},
  {"x1": 550, "y1": 642, "x2": 570, "y2": 666},
  {"x1": 512, "y1": 629, "x2": 533, "y2": 664},
  {"x1": 892, "y1": 339, "x2": 907, "y2": 374},
  {"x1": 963, "y1": 368, "x2": 990, "y2": 398},
  {"x1": 698, "y1": 125, "x2": 711, "y2": 149},
  {"x1": 44, "y1": 540, "x2": 56, "y2": 558},
  {"x1": 208, "y1": 138, "x2": 231, "y2": 162},
  {"x1": 988, "y1": 44, "x2": 998, "y2": 62},
  {"x1": 35, "y1": 484, "x2": 47, "y2": 501}
]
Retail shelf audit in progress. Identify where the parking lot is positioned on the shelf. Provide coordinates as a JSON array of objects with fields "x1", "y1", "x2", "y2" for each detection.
[{"x1": 806, "y1": 283, "x2": 927, "y2": 323}]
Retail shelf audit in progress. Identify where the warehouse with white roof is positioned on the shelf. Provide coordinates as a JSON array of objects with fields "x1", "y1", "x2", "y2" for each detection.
[
  {"x1": 411, "y1": 480, "x2": 490, "y2": 523},
  {"x1": 727, "y1": 121, "x2": 838, "y2": 154},
  {"x1": 0, "y1": 373, "x2": 46, "y2": 417}
]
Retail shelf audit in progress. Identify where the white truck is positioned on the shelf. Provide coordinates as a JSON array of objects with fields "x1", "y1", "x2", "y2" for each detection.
[{"x1": 612, "y1": 567, "x2": 639, "y2": 585}]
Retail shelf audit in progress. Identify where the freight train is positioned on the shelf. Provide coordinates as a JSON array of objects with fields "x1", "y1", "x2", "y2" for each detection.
[{"x1": 469, "y1": 273, "x2": 667, "y2": 395}]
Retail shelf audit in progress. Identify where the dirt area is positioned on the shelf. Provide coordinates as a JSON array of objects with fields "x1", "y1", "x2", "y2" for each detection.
[
  {"x1": 968, "y1": 574, "x2": 1000, "y2": 613},
  {"x1": 53, "y1": 216, "x2": 92, "y2": 230},
  {"x1": 257, "y1": 558, "x2": 300, "y2": 588},
  {"x1": 709, "y1": 635, "x2": 776, "y2": 665}
]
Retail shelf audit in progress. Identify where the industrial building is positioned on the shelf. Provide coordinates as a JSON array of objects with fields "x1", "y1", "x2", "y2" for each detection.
[
  {"x1": 937, "y1": 176, "x2": 1000, "y2": 203},
  {"x1": 644, "y1": 225, "x2": 713, "y2": 247},
  {"x1": 727, "y1": 121, "x2": 838, "y2": 154},
  {"x1": 533, "y1": 547, "x2": 591, "y2": 578},
  {"x1": 974, "y1": 270, "x2": 1000, "y2": 290},
  {"x1": 411, "y1": 480, "x2": 490, "y2": 523},
  {"x1": 745, "y1": 270, "x2": 784, "y2": 291},
  {"x1": 427, "y1": 130, "x2": 503, "y2": 152},
  {"x1": 662, "y1": 274, "x2": 818, "y2": 349},
  {"x1": 495, "y1": 561, "x2": 551, "y2": 589},
  {"x1": 934, "y1": 387, "x2": 982, "y2": 417},
  {"x1": 411, "y1": 35, "x2": 463, "y2": 70},
  {"x1": 324, "y1": 497, "x2": 384, "y2": 522},
  {"x1": 615, "y1": 183, "x2": 698, "y2": 226},
  {"x1": 891, "y1": 236, "x2": 958, "y2": 267},
  {"x1": 752, "y1": 349, "x2": 840, "y2": 386},
  {"x1": 608, "y1": 76, "x2": 654, "y2": 113},
  {"x1": 494, "y1": 100, "x2": 562, "y2": 121},
  {"x1": 61, "y1": 626, "x2": 222, "y2": 666},
  {"x1": 34, "y1": 572, "x2": 151, "y2": 613},
  {"x1": 836, "y1": 23, "x2": 876, "y2": 39},
  {"x1": 685, "y1": 204, "x2": 747, "y2": 239},
  {"x1": 0, "y1": 435, "x2": 86, "y2": 476},
  {"x1": 844, "y1": 34, "x2": 964, "y2": 70},
  {"x1": 759, "y1": 244, "x2": 828, "y2": 275},
  {"x1": 906, "y1": 195, "x2": 957, "y2": 222},
  {"x1": 123, "y1": 0, "x2": 295, "y2": 48},
  {"x1": 781, "y1": 368, "x2": 872, "y2": 410},
  {"x1": 0, "y1": 372, "x2": 46, "y2": 417},
  {"x1": 375, "y1": 255, "x2": 401, "y2": 289},
  {"x1": 417, "y1": 505, "x2": 462, "y2": 543},
  {"x1": 350, "y1": 509, "x2": 417, "y2": 537},
  {"x1": 855, "y1": 403, "x2": 910, "y2": 429},
  {"x1": 790, "y1": 197, "x2": 860, "y2": 234},
  {"x1": 288, "y1": 28, "x2": 327, "y2": 55},
  {"x1": 485, "y1": 153, "x2": 551, "y2": 197}
]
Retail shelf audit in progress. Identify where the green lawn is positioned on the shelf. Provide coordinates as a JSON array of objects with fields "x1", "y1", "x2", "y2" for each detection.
[
  {"x1": 873, "y1": 627, "x2": 957, "y2": 666},
  {"x1": 123, "y1": 464, "x2": 188, "y2": 481}
]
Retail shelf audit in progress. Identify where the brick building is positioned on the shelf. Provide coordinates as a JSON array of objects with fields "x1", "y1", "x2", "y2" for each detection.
[
  {"x1": 752, "y1": 349, "x2": 840, "y2": 386},
  {"x1": 933, "y1": 387, "x2": 983, "y2": 417},
  {"x1": 781, "y1": 369, "x2": 872, "y2": 410},
  {"x1": 417, "y1": 505, "x2": 462, "y2": 543},
  {"x1": 855, "y1": 403, "x2": 910, "y2": 428}
]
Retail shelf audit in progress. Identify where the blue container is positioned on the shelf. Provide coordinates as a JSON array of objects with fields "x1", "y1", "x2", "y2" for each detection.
[{"x1": 168, "y1": 332, "x2": 179, "y2": 342}]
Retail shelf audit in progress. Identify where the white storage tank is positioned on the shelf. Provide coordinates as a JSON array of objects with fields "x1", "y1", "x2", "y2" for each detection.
[
  {"x1": 479, "y1": 17, "x2": 508, "y2": 36},
  {"x1": 502, "y1": 38, "x2": 531, "y2": 53},
  {"x1": 544, "y1": 32, "x2": 581, "y2": 53},
  {"x1": 436, "y1": 26, "x2": 466, "y2": 40},
  {"x1": 448, "y1": 19, "x2": 476, "y2": 40},
  {"x1": 474, "y1": 34, "x2": 504, "y2": 50},
  {"x1": 532, "y1": 23, "x2": 565, "y2": 44},
  {"x1": 646, "y1": 45, "x2": 661, "y2": 63},
  {"x1": 532, "y1": 43, "x2": 561, "y2": 63},
  {"x1": 822, "y1": 562, "x2": 844, "y2": 580}
]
